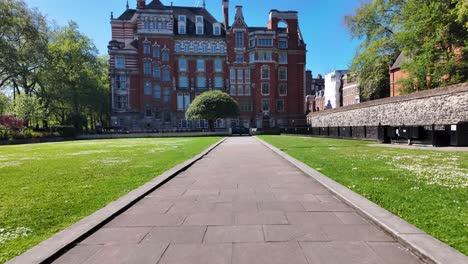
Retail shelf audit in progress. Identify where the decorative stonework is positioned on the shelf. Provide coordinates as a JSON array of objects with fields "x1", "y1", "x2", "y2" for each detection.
[{"x1": 175, "y1": 40, "x2": 226, "y2": 54}]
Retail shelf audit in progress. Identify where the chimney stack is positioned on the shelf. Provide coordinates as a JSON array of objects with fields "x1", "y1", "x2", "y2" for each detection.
[
  {"x1": 235, "y1": 6, "x2": 244, "y2": 20},
  {"x1": 222, "y1": 0, "x2": 229, "y2": 29},
  {"x1": 137, "y1": 0, "x2": 145, "y2": 9}
]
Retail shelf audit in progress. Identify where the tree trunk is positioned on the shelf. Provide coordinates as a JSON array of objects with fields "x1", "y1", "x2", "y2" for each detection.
[{"x1": 208, "y1": 119, "x2": 215, "y2": 132}]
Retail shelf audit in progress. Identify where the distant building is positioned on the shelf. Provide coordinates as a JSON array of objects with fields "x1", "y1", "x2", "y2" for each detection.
[
  {"x1": 389, "y1": 52, "x2": 409, "y2": 97},
  {"x1": 324, "y1": 70, "x2": 348, "y2": 109},
  {"x1": 342, "y1": 73, "x2": 360, "y2": 106},
  {"x1": 108, "y1": 0, "x2": 307, "y2": 130},
  {"x1": 304, "y1": 72, "x2": 325, "y2": 112}
]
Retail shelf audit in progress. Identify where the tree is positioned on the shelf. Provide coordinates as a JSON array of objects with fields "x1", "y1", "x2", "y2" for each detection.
[
  {"x1": 39, "y1": 22, "x2": 109, "y2": 130},
  {"x1": 10, "y1": 93, "x2": 43, "y2": 127},
  {"x1": 346, "y1": 0, "x2": 468, "y2": 97},
  {"x1": 186, "y1": 91, "x2": 239, "y2": 131},
  {"x1": 345, "y1": 0, "x2": 404, "y2": 100},
  {"x1": 396, "y1": 0, "x2": 468, "y2": 91},
  {"x1": 0, "y1": 93, "x2": 10, "y2": 116},
  {"x1": 0, "y1": 0, "x2": 49, "y2": 96}
]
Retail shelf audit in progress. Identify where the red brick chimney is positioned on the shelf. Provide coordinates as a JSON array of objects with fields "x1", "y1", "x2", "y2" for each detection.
[
  {"x1": 137, "y1": 0, "x2": 146, "y2": 9},
  {"x1": 222, "y1": 0, "x2": 229, "y2": 29}
]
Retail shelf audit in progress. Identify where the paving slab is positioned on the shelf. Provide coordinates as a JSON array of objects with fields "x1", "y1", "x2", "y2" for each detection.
[{"x1": 49, "y1": 137, "x2": 427, "y2": 264}]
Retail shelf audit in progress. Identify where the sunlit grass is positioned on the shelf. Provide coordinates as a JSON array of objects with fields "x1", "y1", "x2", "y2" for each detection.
[
  {"x1": 260, "y1": 135, "x2": 468, "y2": 255},
  {"x1": 0, "y1": 137, "x2": 221, "y2": 262}
]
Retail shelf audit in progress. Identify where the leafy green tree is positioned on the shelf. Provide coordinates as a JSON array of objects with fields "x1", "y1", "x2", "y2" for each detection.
[
  {"x1": 396, "y1": 0, "x2": 468, "y2": 91},
  {"x1": 0, "y1": 0, "x2": 49, "y2": 96},
  {"x1": 346, "y1": 0, "x2": 467, "y2": 97},
  {"x1": 345, "y1": 0, "x2": 405, "y2": 100},
  {"x1": 10, "y1": 93, "x2": 43, "y2": 127},
  {"x1": 39, "y1": 22, "x2": 109, "y2": 130},
  {"x1": 186, "y1": 91, "x2": 239, "y2": 131},
  {"x1": 0, "y1": 93, "x2": 10, "y2": 116}
]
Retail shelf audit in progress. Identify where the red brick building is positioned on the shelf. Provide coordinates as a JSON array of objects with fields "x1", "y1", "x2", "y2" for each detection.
[
  {"x1": 389, "y1": 52, "x2": 410, "y2": 97},
  {"x1": 342, "y1": 73, "x2": 360, "y2": 106},
  {"x1": 109, "y1": 0, "x2": 307, "y2": 129}
]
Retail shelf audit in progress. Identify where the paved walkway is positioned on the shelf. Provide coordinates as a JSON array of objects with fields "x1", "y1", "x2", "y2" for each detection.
[{"x1": 53, "y1": 137, "x2": 423, "y2": 264}]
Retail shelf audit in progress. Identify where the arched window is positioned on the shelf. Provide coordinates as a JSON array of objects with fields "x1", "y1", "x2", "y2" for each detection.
[{"x1": 278, "y1": 21, "x2": 288, "y2": 29}]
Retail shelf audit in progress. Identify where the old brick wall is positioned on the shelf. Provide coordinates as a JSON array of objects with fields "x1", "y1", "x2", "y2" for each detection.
[{"x1": 307, "y1": 82, "x2": 468, "y2": 127}]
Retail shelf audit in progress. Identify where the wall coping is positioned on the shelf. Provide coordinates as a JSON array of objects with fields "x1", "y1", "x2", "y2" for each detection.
[{"x1": 308, "y1": 82, "x2": 468, "y2": 117}]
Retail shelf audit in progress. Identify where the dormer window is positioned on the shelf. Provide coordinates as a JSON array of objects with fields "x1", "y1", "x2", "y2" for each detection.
[
  {"x1": 213, "y1": 23, "x2": 221, "y2": 36},
  {"x1": 178, "y1": 15, "x2": 186, "y2": 34},
  {"x1": 196, "y1": 16, "x2": 204, "y2": 35}
]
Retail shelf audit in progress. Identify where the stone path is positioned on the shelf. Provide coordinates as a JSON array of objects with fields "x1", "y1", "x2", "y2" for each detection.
[{"x1": 53, "y1": 137, "x2": 424, "y2": 264}]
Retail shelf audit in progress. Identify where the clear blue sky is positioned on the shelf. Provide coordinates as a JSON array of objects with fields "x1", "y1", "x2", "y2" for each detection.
[{"x1": 23, "y1": 0, "x2": 362, "y2": 76}]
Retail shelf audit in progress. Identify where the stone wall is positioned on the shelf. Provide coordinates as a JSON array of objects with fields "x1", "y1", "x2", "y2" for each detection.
[{"x1": 307, "y1": 82, "x2": 468, "y2": 127}]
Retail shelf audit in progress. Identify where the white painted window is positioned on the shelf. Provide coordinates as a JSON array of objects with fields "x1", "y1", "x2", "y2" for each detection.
[
  {"x1": 237, "y1": 69, "x2": 243, "y2": 83},
  {"x1": 279, "y1": 83, "x2": 287, "y2": 96},
  {"x1": 196, "y1": 16, "x2": 204, "y2": 35},
  {"x1": 261, "y1": 82, "x2": 270, "y2": 95},
  {"x1": 262, "y1": 99, "x2": 270, "y2": 111},
  {"x1": 279, "y1": 68, "x2": 287, "y2": 80},
  {"x1": 261, "y1": 66, "x2": 270, "y2": 80},
  {"x1": 213, "y1": 23, "x2": 221, "y2": 36},
  {"x1": 178, "y1": 15, "x2": 186, "y2": 34}
]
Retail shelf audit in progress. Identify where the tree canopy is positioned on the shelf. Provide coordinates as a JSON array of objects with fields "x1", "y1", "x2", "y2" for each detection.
[
  {"x1": 185, "y1": 91, "x2": 239, "y2": 131},
  {"x1": 0, "y1": 0, "x2": 110, "y2": 131},
  {"x1": 345, "y1": 0, "x2": 467, "y2": 99}
]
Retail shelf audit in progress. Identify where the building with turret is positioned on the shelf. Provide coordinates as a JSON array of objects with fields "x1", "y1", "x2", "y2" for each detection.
[{"x1": 109, "y1": 0, "x2": 307, "y2": 130}]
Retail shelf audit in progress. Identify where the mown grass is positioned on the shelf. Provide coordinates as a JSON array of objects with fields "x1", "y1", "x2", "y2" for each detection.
[
  {"x1": 0, "y1": 137, "x2": 221, "y2": 263},
  {"x1": 260, "y1": 135, "x2": 468, "y2": 255}
]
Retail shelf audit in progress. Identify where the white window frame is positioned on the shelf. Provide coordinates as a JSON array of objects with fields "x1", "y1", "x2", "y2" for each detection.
[
  {"x1": 261, "y1": 82, "x2": 270, "y2": 96},
  {"x1": 178, "y1": 15, "x2": 186, "y2": 34},
  {"x1": 196, "y1": 16, "x2": 204, "y2": 35},
  {"x1": 213, "y1": 23, "x2": 221, "y2": 36},
  {"x1": 279, "y1": 67, "x2": 288, "y2": 80},
  {"x1": 278, "y1": 83, "x2": 287, "y2": 96},
  {"x1": 261, "y1": 66, "x2": 270, "y2": 80}
]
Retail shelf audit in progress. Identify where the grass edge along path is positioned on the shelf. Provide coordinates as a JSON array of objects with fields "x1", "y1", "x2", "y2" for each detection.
[
  {"x1": 259, "y1": 135, "x2": 468, "y2": 255},
  {"x1": 0, "y1": 137, "x2": 222, "y2": 263}
]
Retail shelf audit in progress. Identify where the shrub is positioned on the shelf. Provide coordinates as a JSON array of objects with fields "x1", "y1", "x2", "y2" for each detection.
[
  {"x1": 55, "y1": 126, "x2": 76, "y2": 137},
  {"x1": 0, "y1": 115, "x2": 25, "y2": 131}
]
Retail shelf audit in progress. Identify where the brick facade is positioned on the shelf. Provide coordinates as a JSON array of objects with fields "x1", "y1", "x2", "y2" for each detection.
[{"x1": 109, "y1": 0, "x2": 307, "y2": 130}]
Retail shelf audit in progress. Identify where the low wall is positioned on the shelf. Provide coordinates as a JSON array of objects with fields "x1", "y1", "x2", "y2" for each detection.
[
  {"x1": 308, "y1": 82, "x2": 468, "y2": 127},
  {"x1": 76, "y1": 131, "x2": 231, "y2": 140}
]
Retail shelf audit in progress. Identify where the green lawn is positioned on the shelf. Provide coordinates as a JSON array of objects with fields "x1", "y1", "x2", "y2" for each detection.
[
  {"x1": 0, "y1": 137, "x2": 221, "y2": 263},
  {"x1": 260, "y1": 135, "x2": 468, "y2": 255}
]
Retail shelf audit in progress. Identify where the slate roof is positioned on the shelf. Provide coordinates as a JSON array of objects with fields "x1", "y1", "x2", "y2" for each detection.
[
  {"x1": 115, "y1": 0, "x2": 225, "y2": 36},
  {"x1": 171, "y1": 6, "x2": 224, "y2": 36},
  {"x1": 117, "y1": 9, "x2": 136, "y2": 20},
  {"x1": 390, "y1": 52, "x2": 409, "y2": 71}
]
